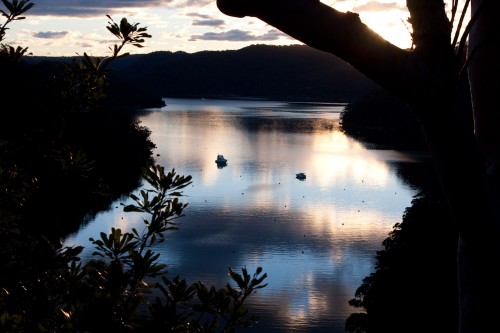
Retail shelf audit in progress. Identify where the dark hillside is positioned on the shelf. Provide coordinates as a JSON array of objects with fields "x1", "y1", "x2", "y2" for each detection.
[{"x1": 108, "y1": 44, "x2": 379, "y2": 103}]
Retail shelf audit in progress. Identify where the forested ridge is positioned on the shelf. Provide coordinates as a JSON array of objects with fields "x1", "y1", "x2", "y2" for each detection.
[{"x1": 27, "y1": 44, "x2": 379, "y2": 105}]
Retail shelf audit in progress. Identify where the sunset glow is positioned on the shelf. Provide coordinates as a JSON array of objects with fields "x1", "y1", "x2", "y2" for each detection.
[{"x1": 2, "y1": 1, "x2": 469, "y2": 57}]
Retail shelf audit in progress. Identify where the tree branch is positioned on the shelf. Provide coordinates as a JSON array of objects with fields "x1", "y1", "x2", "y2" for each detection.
[{"x1": 218, "y1": 0, "x2": 419, "y2": 100}]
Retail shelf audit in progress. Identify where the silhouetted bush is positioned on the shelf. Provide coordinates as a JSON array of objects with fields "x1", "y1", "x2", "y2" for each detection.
[
  {"x1": 346, "y1": 193, "x2": 459, "y2": 333},
  {"x1": 340, "y1": 89, "x2": 427, "y2": 150}
]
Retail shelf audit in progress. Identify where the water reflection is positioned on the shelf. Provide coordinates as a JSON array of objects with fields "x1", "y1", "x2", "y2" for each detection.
[{"x1": 65, "y1": 98, "x2": 424, "y2": 333}]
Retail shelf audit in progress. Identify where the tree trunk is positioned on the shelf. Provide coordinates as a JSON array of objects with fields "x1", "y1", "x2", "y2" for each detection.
[{"x1": 460, "y1": 1, "x2": 500, "y2": 332}]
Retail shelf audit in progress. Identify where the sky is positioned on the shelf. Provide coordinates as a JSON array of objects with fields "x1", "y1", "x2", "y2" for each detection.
[{"x1": 2, "y1": 0, "x2": 468, "y2": 57}]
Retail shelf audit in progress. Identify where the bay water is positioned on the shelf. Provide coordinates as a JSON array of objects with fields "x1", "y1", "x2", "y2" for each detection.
[{"x1": 65, "y1": 98, "x2": 425, "y2": 332}]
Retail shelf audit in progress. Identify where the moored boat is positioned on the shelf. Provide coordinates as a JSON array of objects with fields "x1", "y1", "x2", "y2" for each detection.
[
  {"x1": 296, "y1": 172, "x2": 306, "y2": 180},
  {"x1": 215, "y1": 154, "x2": 228, "y2": 164}
]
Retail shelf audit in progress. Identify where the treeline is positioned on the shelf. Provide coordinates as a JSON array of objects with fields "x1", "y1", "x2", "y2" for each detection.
[
  {"x1": 109, "y1": 44, "x2": 378, "y2": 103},
  {"x1": 340, "y1": 91, "x2": 460, "y2": 333},
  {"x1": 27, "y1": 44, "x2": 379, "y2": 106},
  {"x1": 340, "y1": 89, "x2": 428, "y2": 150}
]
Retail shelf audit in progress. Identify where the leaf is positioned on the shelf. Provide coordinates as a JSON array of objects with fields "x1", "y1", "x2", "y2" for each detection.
[
  {"x1": 60, "y1": 308, "x2": 71, "y2": 320},
  {"x1": 228, "y1": 267, "x2": 246, "y2": 290},
  {"x1": 123, "y1": 204, "x2": 144, "y2": 212},
  {"x1": 2, "y1": 0, "x2": 14, "y2": 13}
]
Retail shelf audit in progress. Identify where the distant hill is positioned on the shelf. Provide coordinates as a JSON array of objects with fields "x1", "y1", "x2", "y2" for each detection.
[
  {"x1": 105, "y1": 44, "x2": 379, "y2": 105},
  {"x1": 23, "y1": 44, "x2": 380, "y2": 107}
]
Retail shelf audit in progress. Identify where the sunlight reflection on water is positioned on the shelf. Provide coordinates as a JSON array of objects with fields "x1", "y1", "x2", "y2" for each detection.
[{"x1": 64, "y1": 98, "x2": 424, "y2": 333}]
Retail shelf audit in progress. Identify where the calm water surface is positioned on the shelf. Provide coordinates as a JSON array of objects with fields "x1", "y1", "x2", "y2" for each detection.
[{"x1": 65, "y1": 98, "x2": 424, "y2": 333}]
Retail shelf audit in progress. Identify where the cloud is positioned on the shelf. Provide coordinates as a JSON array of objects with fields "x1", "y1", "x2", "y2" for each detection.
[
  {"x1": 27, "y1": 0, "x2": 181, "y2": 17},
  {"x1": 185, "y1": 12, "x2": 211, "y2": 19},
  {"x1": 184, "y1": 12, "x2": 225, "y2": 28},
  {"x1": 190, "y1": 29, "x2": 286, "y2": 42},
  {"x1": 353, "y1": 1, "x2": 403, "y2": 12},
  {"x1": 192, "y1": 19, "x2": 224, "y2": 27},
  {"x1": 181, "y1": 0, "x2": 212, "y2": 6},
  {"x1": 32, "y1": 31, "x2": 69, "y2": 39}
]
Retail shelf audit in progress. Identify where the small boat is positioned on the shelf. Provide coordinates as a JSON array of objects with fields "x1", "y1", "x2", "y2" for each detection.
[
  {"x1": 215, "y1": 154, "x2": 228, "y2": 164},
  {"x1": 296, "y1": 172, "x2": 306, "y2": 180}
]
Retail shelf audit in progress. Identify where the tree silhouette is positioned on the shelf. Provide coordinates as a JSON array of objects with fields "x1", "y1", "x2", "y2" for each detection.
[
  {"x1": 1, "y1": 2, "x2": 268, "y2": 331},
  {"x1": 217, "y1": 1, "x2": 499, "y2": 332}
]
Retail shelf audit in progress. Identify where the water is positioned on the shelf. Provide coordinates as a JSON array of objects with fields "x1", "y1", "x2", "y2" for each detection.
[{"x1": 64, "y1": 98, "x2": 424, "y2": 332}]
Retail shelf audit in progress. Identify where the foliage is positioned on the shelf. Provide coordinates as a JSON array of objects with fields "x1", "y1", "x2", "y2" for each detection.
[
  {"x1": 106, "y1": 15, "x2": 152, "y2": 57},
  {"x1": 121, "y1": 164, "x2": 192, "y2": 251},
  {"x1": 0, "y1": 165, "x2": 267, "y2": 332},
  {"x1": 59, "y1": 14, "x2": 152, "y2": 112},
  {"x1": 340, "y1": 89, "x2": 427, "y2": 150},
  {"x1": 345, "y1": 193, "x2": 459, "y2": 333},
  {"x1": 0, "y1": 1, "x2": 157, "y2": 237},
  {"x1": 0, "y1": 0, "x2": 33, "y2": 61},
  {"x1": 0, "y1": 3, "x2": 267, "y2": 332}
]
